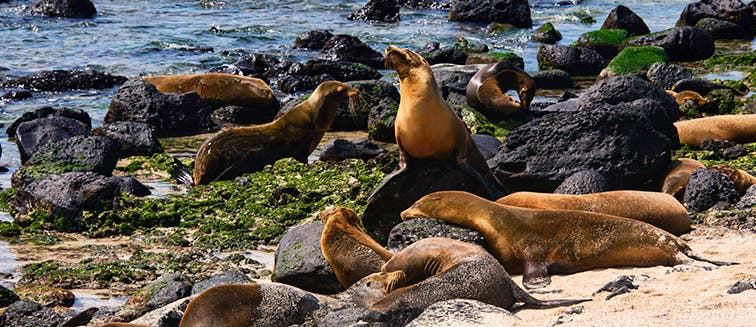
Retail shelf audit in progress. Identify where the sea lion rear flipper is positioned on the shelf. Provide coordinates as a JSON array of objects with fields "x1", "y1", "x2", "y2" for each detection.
[
  {"x1": 522, "y1": 260, "x2": 551, "y2": 289},
  {"x1": 169, "y1": 157, "x2": 194, "y2": 186},
  {"x1": 510, "y1": 277, "x2": 590, "y2": 312}
]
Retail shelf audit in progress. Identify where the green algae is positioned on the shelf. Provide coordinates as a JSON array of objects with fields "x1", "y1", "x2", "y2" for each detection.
[
  {"x1": 675, "y1": 143, "x2": 756, "y2": 171},
  {"x1": 0, "y1": 188, "x2": 16, "y2": 213},
  {"x1": 574, "y1": 29, "x2": 628, "y2": 47},
  {"x1": 459, "y1": 106, "x2": 509, "y2": 138},
  {"x1": 604, "y1": 46, "x2": 668, "y2": 75},
  {"x1": 703, "y1": 50, "x2": 756, "y2": 71}
]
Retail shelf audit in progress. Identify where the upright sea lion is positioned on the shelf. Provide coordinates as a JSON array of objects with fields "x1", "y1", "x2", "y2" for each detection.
[
  {"x1": 496, "y1": 190, "x2": 691, "y2": 235},
  {"x1": 661, "y1": 158, "x2": 707, "y2": 199},
  {"x1": 360, "y1": 238, "x2": 588, "y2": 313},
  {"x1": 401, "y1": 191, "x2": 735, "y2": 288},
  {"x1": 708, "y1": 165, "x2": 756, "y2": 195},
  {"x1": 675, "y1": 114, "x2": 756, "y2": 148},
  {"x1": 143, "y1": 73, "x2": 278, "y2": 109},
  {"x1": 665, "y1": 89, "x2": 706, "y2": 106},
  {"x1": 192, "y1": 81, "x2": 358, "y2": 185},
  {"x1": 466, "y1": 61, "x2": 536, "y2": 121},
  {"x1": 320, "y1": 207, "x2": 392, "y2": 288}
]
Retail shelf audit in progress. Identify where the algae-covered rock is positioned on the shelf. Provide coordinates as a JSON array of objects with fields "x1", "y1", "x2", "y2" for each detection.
[
  {"x1": 465, "y1": 52, "x2": 524, "y2": 69},
  {"x1": 626, "y1": 26, "x2": 714, "y2": 62},
  {"x1": 574, "y1": 29, "x2": 628, "y2": 59},
  {"x1": 15, "y1": 117, "x2": 90, "y2": 164},
  {"x1": 599, "y1": 46, "x2": 668, "y2": 79},
  {"x1": 531, "y1": 69, "x2": 574, "y2": 89},
  {"x1": 703, "y1": 50, "x2": 756, "y2": 71},
  {"x1": 695, "y1": 17, "x2": 750, "y2": 40},
  {"x1": 13, "y1": 285, "x2": 74, "y2": 308},
  {"x1": 0, "y1": 300, "x2": 65, "y2": 327},
  {"x1": 532, "y1": 22, "x2": 562, "y2": 44},
  {"x1": 125, "y1": 273, "x2": 193, "y2": 311},
  {"x1": 601, "y1": 5, "x2": 650, "y2": 37},
  {"x1": 646, "y1": 62, "x2": 694, "y2": 90}
]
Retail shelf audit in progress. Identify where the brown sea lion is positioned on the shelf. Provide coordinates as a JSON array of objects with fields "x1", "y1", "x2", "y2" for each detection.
[
  {"x1": 661, "y1": 158, "x2": 707, "y2": 199},
  {"x1": 359, "y1": 238, "x2": 588, "y2": 313},
  {"x1": 143, "y1": 73, "x2": 278, "y2": 109},
  {"x1": 665, "y1": 89, "x2": 706, "y2": 106},
  {"x1": 401, "y1": 191, "x2": 735, "y2": 289},
  {"x1": 466, "y1": 61, "x2": 536, "y2": 120},
  {"x1": 708, "y1": 165, "x2": 756, "y2": 195},
  {"x1": 496, "y1": 190, "x2": 691, "y2": 235},
  {"x1": 675, "y1": 114, "x2": 756, "y2": 148},
  {"x1": 320, "y1": 207, "x2": 392, "y2": 288},
  {"x1": 192, "y1": 81, "x2": 358, "y2": 185},
  {"x1": 101, "y1": 324, "x2": 150, "y2": 327}
]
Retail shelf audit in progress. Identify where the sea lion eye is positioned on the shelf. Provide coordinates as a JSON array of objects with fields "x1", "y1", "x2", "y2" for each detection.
[{"x1": 366, "y1": 281, "x2": 372, "y2": 287}]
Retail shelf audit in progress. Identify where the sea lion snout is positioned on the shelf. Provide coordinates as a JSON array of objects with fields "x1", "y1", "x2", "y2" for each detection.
[{"x1": 400, "y1": 204, "x2": 428, "y2": 220}]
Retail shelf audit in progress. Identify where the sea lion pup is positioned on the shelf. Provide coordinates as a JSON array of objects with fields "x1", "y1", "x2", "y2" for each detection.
[
  {"x1": 661, "y1": 158, "x2": 707, "y2": 199},
  {"x1": 192, "y1": 81, "x2": 358, "y2": 185},
  {"x1": 359, "y1": 238, "x2": 588, "y2": 313},
  {"x1": 674, "y1": 114, "x2": 756, "y2": 148},
  {"x1": 708, "y1": 164, "x2": 756, "y2": 195},
  {"x1": 466, "y1": 61, "x2": 536, "y2": 120},
  {"x1": 383, "y1": 45, "x2": 503, "y2": 191},
  {"x1": 320, "y1": 207, "x2": 393, "y2": 288},
  {"x1": 401, "y1": 191, "x2": 735, "y2": 289},
  {"x1": 665, "y1": 89, "x2": 706, "y2": 106},
  {"x1": 496, "y1": 190, "x2": 691, "y2": 235},
  {"x1": 143, "y1": 73, "x2": 278, "y2": 109}
]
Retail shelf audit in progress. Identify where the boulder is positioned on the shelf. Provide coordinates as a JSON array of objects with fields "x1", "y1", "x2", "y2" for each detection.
[
  {"x1": 431, "y1": 64, "x2": 479, "y2": 98},
  {"x1": 6, "y1": 106, "x2": 91, "y2": 138},
  {"x1": 695, "y1": 17, "x2": 750, "y2": 39},
  {"x1": 530, "y1": 69, "x2": 574, "y2": 89},
  {"x1": 232, "y1": 53, "x2": 282, "y2": 77},
  {"x1": 15, "y1": 117, "x2": 90, "y2": 163},
  {"x1": 386, "y1": 218, "x2": 486, "y2": 253},
  {"x1": 406, "y1": 299, "x2": 518, "y2": 327},
  {"x1": 449, "y1": 0, "x2": 532, "y2": 28},
  {"x1": 601, "y1": 5, "x2": 650, "y2": 36},
  {"x1": 626, "y1": 26, "x2": 715, "y2": 62},
  {"x1": 471, "y1": 134, "x2": 502, "y2": 161},
  {"x1": 348, "y1": 0, "x2": 400, "y2": 22},
  {"x1": 646, "y1": 62, "x2": 694, "y2": 90},
  {"x1": 293, "y1": 30, "x2": 334, "y2": 50},
  {"x1": 367, "y1": 97, "x2": 400, "y2": 142},
  {"x1": 319, "y1": 138, "x2": 385, "y2": 162},
  {"x1": 92, "y1": 122, "x2": 163, "y2": 158},
  {"x1": 677, "y1": 0, "x2": 753, "y2": 38},
  {"x1": 125, "y1": 273, "x2": 193, "y2": 311},
  {"x1": 0, "y1": 284, "x2": 19, "y2": 307},
  {"x1": 1, "y1": 70, "x2": 125, "y2": 91},
  {"x1": 0, "y1": 300, "x2": 64, "y2": 327},
  {"x1": 318, "y1": 35, "x2": 384, "y2": 69},
  {"x1": 128, "y1": 296, "x2": 192, "y2": 327},
  {"x1": 418, "y1": 43, "x2": 468, "y2": 65},
  {"x1": 554, "y1": 170, "x2": 611, "y2": 195},
  {"x1": 105, "y1": 79, "x2": 217, "y2": 137},
  {"x1": 599, "y1": 46, "x2": 668, "y2": 79},
  {"x1": 273, "y1": 222, "x2": 344, "y2": 294},
  {"x1": 735, "y1": 184, "x2": 756, "y2": 209},
  {"x1": 727, "y1": 276, "x2": 756, "y2": 294},
  {"x1": 672, "y1": 78, "x2": 730, "y2": 96},
  {"x1": 21, "y1": 0, "x2": 96, "y2": 18},
  {"x1": 1, "y1": 89, "x2": 32, "y2": 100},
  {"x1": 192, "y1": 270, "x2": 253, "y2": 295},
  {"x1": 277, "y1": 74, "x2": 334, "y2": 94},
  {"x1": 532, "y1": 22, "x2": 562, "y2": 44},
  {"x1": 575, "y1": 29, "x2": 629, "y2": 60},
  {"x1": 401, "y1": 0, "x2": 452, "y2": 9},
  {"x1": 537, "y1": 45, "x2": 607, "y2": 76},
  {"x1": 683, "y1": 168, "x2": 741, "y2": 212}
]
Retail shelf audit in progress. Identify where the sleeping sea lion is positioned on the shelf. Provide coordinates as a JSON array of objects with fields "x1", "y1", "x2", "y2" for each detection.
[
  {"x1": 192, "y1": 81, "x2": 358, "y2": 185},
  {"x1": 661, "y1": 158, "x2": 707, "y2": 199},
  {"x1": 401, "y1": 191, "x2": 735, "y2": 288},
  {"x1": 665, "y1": 89, "x2": 706, "y2": 106},
  {"x1": 466, "y1": 61, "x2": 536, "y2": 120},
  {"x1": 708, "y1": 165, "x2": 756, "y2": 195},
  {"x1": 675, "y1": 114, "x2": 756, "y2": 148},
  {"x1": 143, "y1": 73, "x2": 278, "y2": 109},
  {"x1": 496, "y1": 190, "x2": 691, "y2": 235}
]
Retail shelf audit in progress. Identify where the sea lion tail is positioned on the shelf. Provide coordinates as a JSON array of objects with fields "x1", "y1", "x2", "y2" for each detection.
[
  {"x1": 511, "y1": 281, "x2": 590, "y2": 311},
  {"x1": 169, "y1": 157, "x2": 194, "y2": 186},
  {"x1": 686, "y1": 253, "x2": 738, "y2": 266}
]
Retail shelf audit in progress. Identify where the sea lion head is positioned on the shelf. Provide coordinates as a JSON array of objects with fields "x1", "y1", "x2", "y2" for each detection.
[
  {"x1": 342, "y1": 272, "x2": 391, "y2": 308},
  {"x1": 666, "y1": 90, "x2": 706, "y2": 106},
  {"x1": 312, "y1": 80, "x2": 360, "y2": 100},
  {"x1": 385, "y1": 45, "x2": 430, "y2": 80},
  {"x1": 400, "y1": 191, "x2": 478, "y2": 221},
  {"x1": 320, "y1": 206, "x2": 362, "y2": 227}
]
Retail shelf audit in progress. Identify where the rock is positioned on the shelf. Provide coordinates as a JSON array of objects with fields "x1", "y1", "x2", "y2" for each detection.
[
  {"x1": 318, "y1": 306, "x2": 390, "y2": 327},
  {"x1": 319, "y1": 139, "x2": 385, "y2": 162},
  {"x1": 677, "y1": 0, "x2": 753, "y2": 38},
  {"x1": 293, "y1": 30, "x2": 334, "y2": 50},
  {"x1": 13, "y1": 285, "x2": 75, "y2": 307},
  {"x1": 0, "y1": 285, "x2": 19, "y2": 307},
  {"x1": 115, "y1": 176, "x2": 151, "y2": 197},
  {"x1": 626, "y1": 26, "x2": 715, "y2": 62},
  {"x1": 745, "y1": 96, "x2": 756, "y2": 114},
  {"x1": 318, "y1": 35, "x2": 384, "y2": 69},
  {"x1": 449, "y1": 0, "x2": 532, "y2": 28},
  {"x1": 126, "y1": 273, "x2": 193, "y2": 311},
  {"x1": 207, "y1": 64, "x2": 243, "y2": 76},
  {"x1": 419, "y1": 44, "x2": 468, "y2": 65},
  {"x1": 22, "y1": 0, "x2": 96, "y2": 18},
  {"x1": 406, "y1": 299, "x2": 518, "y2": 326},
  {"x1": 735, "y1": 184, "x2": 756, "y2": 209},
  {"x1": 431, "y1": 64, "x2": 479, "y2": 98},
  {"x1": 2, "y1": 70, "x2": 125, "y2": 92},
  {"x1": 575, "y1": 29, "x2": 629, "y2": 60},
  {"x1": 471, "y1": 134, "x2": 501, "y2": 161},
  {"x1": 0, "y1": 300, "x2": 65, "y2": 327},
  {"x1": 700, "y1": 88, "x2": 742, "y2": 115},
  {"x1": 12, "y1": 135, "x2": 119, "y2": 187},
  {"x1": 646, "y1": 63, "x2": 694, "y2": 90},
  {"x1": 672, "y1": 78, "x2": 730, "y2": 96},
  {"x1": 683, "y1": 168, "x2": 741, "y2": 212},
  {"x1": 105, "y1": 79, "x2": 216, "y2": 137},
  {"x1": 695, "y1": 17, "x2": 750, "y2": 39},
  {"x1": 210, "y1": 104, "x2": 279, "y2": 126},
  {"x1": 10, "y1": 172, "x2": 150, "y2": 232},
  {"x1": 277, "y1": 74, "x2": 334, "y2": 94},
  {"x1": 232, "y1": 53, "x2": 281, "y2": 76},
  {"x1": 192, "y1": 270, "x2": 252, "y2": 295},
  {"x1": 1, "y1": 89, "x2": 32, "y2": 100},
  {"x1": 282, "y1": 59, "x2": 382, "y2": 91},
  {"x1": 367, "y1": 98, "x2": 400, "y2": 142},
  {"x1": 465, "y1": 52, "x2": 524, "y2": 68},
  {"x1": 722, "y1": 145, "x2": 748, "y2": 159},
  {"x1": 727, "y1": 276, "x2": 756, "y2": 294},
  {"x1": 530, "y1": 69, "x2": 574, "y2": 89},
  {"x1": 599, "y1": 46, "x2": 668, "y2": 79},
  {"x1": 601, "y1": 5, "x2": 650, "y2": 36},
  {"x1": 348, "y1": 0, "x2": 400, "y2": 22},
  {"x1": 91, "y1": 122, "x2": 163, "y2": 158},
  {"x1": 6, "y1": 106, "x2": 91, "y2": 139},
  {"x1": 593, "y1": 275, "x2": 639, "y2": 300},
  {"x1": 554, "y1": 170, "x2": 611, "y2": 195},
  {"x1": 273, "y1": 222, "x2": 344, "y2": 294},
  {"x1": 537, "y1": 45, "x2": 607, "y2": 76},
  {"x1": 532, "y1": 22, "x2": 562, "y2": 44},
  {"x1": 129, "y1": 296, "x2": 193, "y2": 327},
  {"x1": 15, "y1": 117, "x2": 91, "y2": 163},
  {"x1": 386, "y1": 218, "x2": 486, "y2": 253}
]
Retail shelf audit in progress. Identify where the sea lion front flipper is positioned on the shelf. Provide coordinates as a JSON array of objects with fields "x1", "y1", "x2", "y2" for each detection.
[
  {"x1": 522, "y1": 260, "x2": 551, "y2": 289},
  {"x1": 383, "y1": 270, "x2": 407, "y2": 294}
]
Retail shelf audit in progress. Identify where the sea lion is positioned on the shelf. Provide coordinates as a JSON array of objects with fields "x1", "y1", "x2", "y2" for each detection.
[
  {"x1": 708, "y1": 164, "x2": 756, "y2": 195},
  {"x1": 466, "y1": 61, "x2": 536, "y2": 120},
  {"x1": 666, "y1": 89, "x2": 706, "y2": 106},
  {"x1": 675, "y1": 114, "x2": 756, "y2": 148},
  {"x1": 360, "y1": 238, "x2": 588, "y2": 313},
  {"x1": 661, "y1": 158, "x2": 707, "y2": 199},
  {"x1": 401, "y1": 191, "x2": 735, "y2": 288},
  {"x1": 320, "y1": 207, "x2": 392, "y2": 288},
  {"x1": 496, "y1": 190, "x2": 691, "y2": 235},
  {"x1": 101, "y1": 324, "x2": 150, "y2": 327},
  {"x1": 143, "y1": 73, "x2": 278, "y2": 109},
  {"x1": 192, "y1": 81, "x2": 358, "y2": 185}
]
